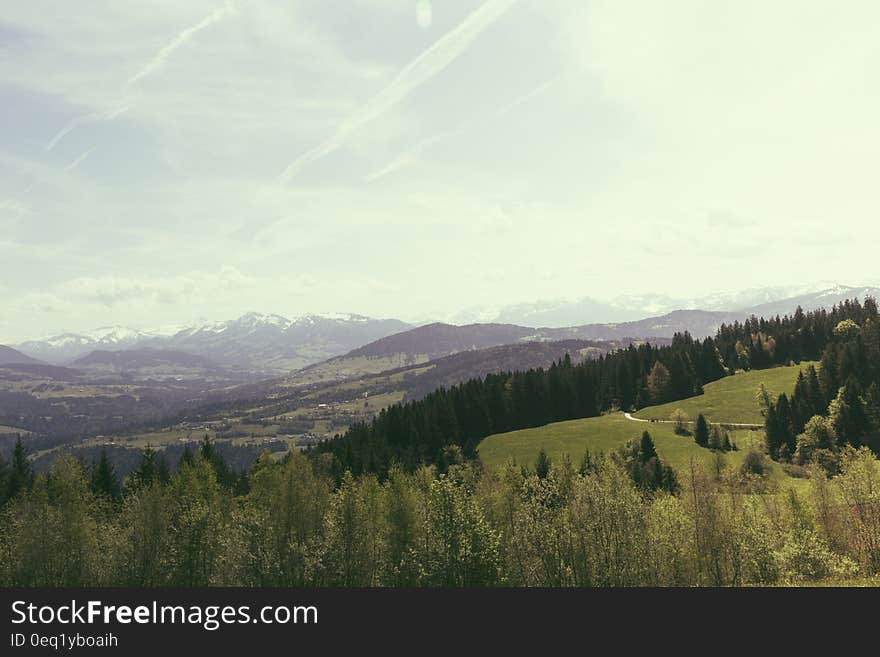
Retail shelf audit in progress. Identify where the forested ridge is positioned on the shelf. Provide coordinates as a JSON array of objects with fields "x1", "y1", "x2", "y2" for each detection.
[
  {"x1": 2, "y1": 436, "x2": 879, "y2": 586},
  {"x1": 321, "y1": 298, "x2": 880, "y2": 477}
]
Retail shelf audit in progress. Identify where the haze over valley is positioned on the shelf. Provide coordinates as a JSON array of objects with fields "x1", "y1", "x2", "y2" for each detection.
[{"x1": 2, "y1": 282, "x2": 877, "y2": 480}]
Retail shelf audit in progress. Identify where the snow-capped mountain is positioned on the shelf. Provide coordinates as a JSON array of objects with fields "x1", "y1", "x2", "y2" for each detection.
[
  {"x1": 457, "y1": 284, "x2": 878, "y2": 328},
  {"x1": 613, "y1": 282, "x2": 847, "y2": 315},
  {"x1": 15, "y1": 326, "x2": 162, "y2": 363},
  {"x1": 14, "y1": 313, "x2": 412, "y2": 374},
  {"x1": 12, "y1": 285, "x2": 878, "y2": 373}
]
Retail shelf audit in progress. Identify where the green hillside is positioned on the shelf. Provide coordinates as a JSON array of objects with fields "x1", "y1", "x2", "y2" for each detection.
[
  {"x1": 480, "y1": 413, "x2": 759, "y2": 471},
  {"x1": 634, "y1": 363, "x2": 815, "y2": 425},
  {"x1": 478, "y1": 364, "x2": 817, "y2": 488}
]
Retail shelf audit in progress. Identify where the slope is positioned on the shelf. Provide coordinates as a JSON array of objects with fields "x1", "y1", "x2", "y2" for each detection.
[
  {"x1": 477, "y1": 364, "x2": 814, "y2": 485},
  {"x1": 633, "y1": 363, "x2": 815, "y2": 425},
  {"x1": 0, "y1": 344, "x2": 43, "y2": 366}
]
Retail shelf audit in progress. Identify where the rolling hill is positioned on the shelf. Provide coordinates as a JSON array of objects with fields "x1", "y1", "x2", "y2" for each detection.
[
  {"x1": 345, "y1": 322, "x2": 539, "y2": 359},
  {"x1": 71, "y1": 348, "x2": 223, "y2": 378},
  {"x1": 0, "y1": 344, "x2": 43, "y2": 366},
  {"x1": 399, "y1": 338, "x2": 665, "y2": 401},
  {"x1": 477, "y1": 363, "x2": 811, "y2": 486},
  {"x1": 632, "y1": 363, "x2": 815, "y2": 425},
  {"x1": 478, "y1": 414, "x2": 787, "y2": 485}
]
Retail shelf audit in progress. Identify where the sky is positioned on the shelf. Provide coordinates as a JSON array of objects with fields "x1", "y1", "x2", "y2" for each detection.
[{"x1": 2, "y1": 0, "x2": 880, "y2": 342}]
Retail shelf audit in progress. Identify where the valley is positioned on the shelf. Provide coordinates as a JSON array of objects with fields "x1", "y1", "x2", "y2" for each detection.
[
  {"x1": 3, "y1": 286, "x2": 880, "y2": 588},
  {"x1": 1, "y1": 285, "x2": 877, "y2": 482}
]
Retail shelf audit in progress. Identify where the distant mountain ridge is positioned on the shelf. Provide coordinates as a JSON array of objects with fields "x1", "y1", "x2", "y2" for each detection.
[
  {"x1": 15, "y1": 313, "x2": 412, "y2": 374},
  {"x1": 0, "y1": 344, "x2": 43, "y2": 366},
  {"x1": 336, "y1": 287, "x2": 880, "y2": 367},
  {"x1": 347, "y1": 323, "x2": 540, "y2": 360},
  {"x1": 455, "y1": 284, "x2": 880, "y2": 328},
  {"x1": 71, "y1": 348, "x2": 219, "y2": 370},
  {"x1": 335, "y1": 313, "x2": 723, "y2": 367},
  {"x1": 15, "y1": 326, "x2": 169, "y2": 364},
  {"x1": 11, "y1": 286, "x2": 878, "y2": 376}
]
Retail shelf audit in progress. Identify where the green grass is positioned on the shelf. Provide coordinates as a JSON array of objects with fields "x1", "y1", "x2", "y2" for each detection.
[
  {"x1": 284, "y1": 354, "x2": 431, "y2": 390},
  {"x1": 0, "y1": 424, "x2": 31, "y2": 435},
  {"x1": 634, "y1": 363, "x2": 816, "y2": 425},
  {"x1": 478, "y1": 363, "x2": 821, "y2": 491},
  {"x1": 478, "y1": 413, "x2": 802, "y2": 489}
]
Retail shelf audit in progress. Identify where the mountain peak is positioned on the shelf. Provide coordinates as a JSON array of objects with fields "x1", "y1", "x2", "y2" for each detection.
[{"x1": 235, "y1": 312, "x2": 293, "y2": 329}]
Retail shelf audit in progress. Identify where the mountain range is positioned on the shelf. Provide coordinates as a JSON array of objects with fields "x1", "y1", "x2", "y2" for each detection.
[
  {"x1": 10, "y1": 285, "x2": 878, "y2": 376},
  {"x1": 0, "y1": 344, "x2": 41, "y2": 366},
  {"x1": 453, "y1": 284, "x2": 878, "y2": 327},
  {"x1": 15, "y1": 313, "x2": 412, "y2": 374}
]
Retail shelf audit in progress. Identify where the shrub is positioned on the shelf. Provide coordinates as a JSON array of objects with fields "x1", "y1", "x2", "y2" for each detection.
[
  {"x1": 740, "y1": 449, "x2": 767, "y2": 477},
  {"x1": 670, "y1": 409, "x2": 690, "y2": 435}
]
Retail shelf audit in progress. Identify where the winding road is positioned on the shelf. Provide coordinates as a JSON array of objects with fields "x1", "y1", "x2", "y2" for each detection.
[{"x1": 622, "y1": 412, "x2": 762, "y2": 429}]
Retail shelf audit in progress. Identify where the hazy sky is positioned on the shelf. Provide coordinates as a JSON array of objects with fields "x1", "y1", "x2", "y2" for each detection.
[{"x1": 2, "y1": 0, "x2": 880, "y2": 342}]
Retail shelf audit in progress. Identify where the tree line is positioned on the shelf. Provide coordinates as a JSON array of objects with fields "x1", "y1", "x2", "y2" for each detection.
[
  {"x1": 3, "y1": 441, "x2": 880, "y2": 587},
  {"x1": 761, "y1": 308, "x2": 880, "y2": 469},
  {"x1": 3, "y1": 298, "x2": 879, "y2": 587},
  {"x1": 320, "y1": 299, "x2": 879, "y2": 477}
]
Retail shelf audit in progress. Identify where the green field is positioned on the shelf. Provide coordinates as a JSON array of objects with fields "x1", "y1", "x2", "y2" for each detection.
[
  {"x1": 0, "y1": 424, "x2": 31, "y2": 436},
  {"x1": 633, "y1": 363, "x2": 815, "y2": 425},
  {"x1": 478, "y1": 364, "x2": 819, "y2": 489},
  {"x1": 282, "y1": 353, "x2": 432, "y2": 390},
  {"x1": 483, "y1": 413, "x2": 742, "y2": 469},
  {"x1": 478, "y1": 414, "x2": 802, "y2": 489}
]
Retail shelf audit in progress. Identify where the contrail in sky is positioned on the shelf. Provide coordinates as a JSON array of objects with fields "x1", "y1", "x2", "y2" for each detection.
[
  {"x1": 365, "y1": 76, "x2": 558, "y2": 183},
  {"x1": 45, "y1": 2, "x2": 235, "y2": 151},
  {"x1": 123, "y1": 1, "x2": 236, "y2": 92},
  {"x1": 277, "y1": 0, "x2": 520, "y2": 185},
  {"x1": 46, "y1": 105, "x2": 129, "y2": 151},
  {"x1": 64, "y1": 149, "x2": 93, "y2": 171}
]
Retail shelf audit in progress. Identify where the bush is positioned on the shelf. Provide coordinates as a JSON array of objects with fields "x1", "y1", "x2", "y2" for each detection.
[
  {"x1": 670, "y1": 409, "x2": 690, "y2": 435},
  {"x1": 740, "y1": 449, "x2": 767, "y2": 477}
]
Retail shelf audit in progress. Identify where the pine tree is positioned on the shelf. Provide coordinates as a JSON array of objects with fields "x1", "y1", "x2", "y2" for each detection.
[
  {"x1": 534, "y1": 449, "x2": 551, "y2": 479},
  {"x1": 764, "y1": 403, "x2": 782, "y2": 457},
  {"x1": 156, "y1": 452, "x2": 171, "y2": 484},
  {"x1": 199, "y1": 435, "x2": 236, "y2": 488},
  {"x1": 0, "y1": 450, "x2": 9, "y2": 507},
  {"x1": 829, "y1": 381, "x2": 871, "y2": 447},
  {"x1": 179, "y1": 445, "x2": 195, "y2": 469},
  {"x1": 806, "y1": 365, "x2": 824, "y2": 414},
  {"x1": 128, "y1": 445, "x2": 170, "y2": 491},
  {"x1": 722, "y1": 432, "x2": 732, "y2": 451},
  {"x1": 6, "y1": 436, "x2": 33, "y2": 501},
  {"x1": 775, "y1": 393, "x2": 796, "y2": 455},
  {"x1": 639, "y1": 431, "x2": 657, "y2": 462},
  {"x1": 694, "y1": 414, "x2": 710, "y2": 447},
  {"x1": 866, "y1": 382, "x2": 880, "y2": 432},
  {"x1": 90, "y1": 449, "x2": 122, "y2": 502},
  {"x1": 579, "y1": 448, "x2": 601, "y2": 475}
]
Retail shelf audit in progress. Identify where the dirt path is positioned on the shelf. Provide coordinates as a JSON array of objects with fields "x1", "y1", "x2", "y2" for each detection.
[{"x1": 622, "y1": 411, "x2": 762, "y2": 429}]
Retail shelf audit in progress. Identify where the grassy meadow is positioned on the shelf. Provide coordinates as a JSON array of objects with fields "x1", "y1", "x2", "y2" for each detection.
[
  {"x1": 479, "y1": 364, "x2": 817, "y2": 490},
  {"x1": 633, "y1": 363, "x2": 815, "y2": 425}
]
